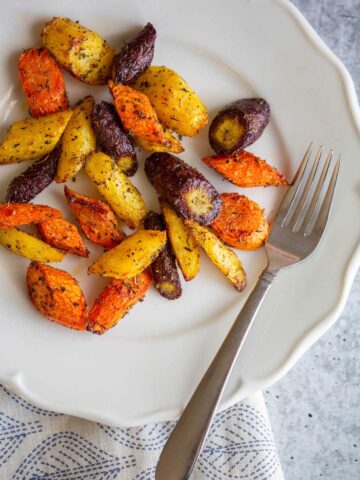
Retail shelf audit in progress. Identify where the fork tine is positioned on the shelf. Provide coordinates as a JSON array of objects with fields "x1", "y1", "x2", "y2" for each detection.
[
  {"x1": 282, "y1": 145, "x2": 323, "y2": 227},
  {"x1": 289, "y1": 146, "x2": 323, "y2": 230},
  {"x1": 305, "y1": 155, "x2": 340, "y2": 236},
  {"x1": 300, "y1": 149, "x2": 332, "y2": 232},
  {"x1": 276, "y1": 143, "x2": 314, "y2": 224}
]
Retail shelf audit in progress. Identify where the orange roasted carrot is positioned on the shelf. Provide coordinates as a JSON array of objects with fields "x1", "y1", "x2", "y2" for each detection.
[
  {"x1": 87, "y1": 270, "x2": 152, "y2": 334},
  {"x1": 202, "y1": 151, "x2": 288, "y2": 187},
  {"x1": 0, "y1": 203, "x2": 62, "y2": 228},
  {"x1": 64, "y1": 186, "x2": 125, "y2": 248},
  {"x1": 27, "y1": 262, "x2": 87, "y2": 330},
  {"x1": 38, "y1": 218, "x2": 89, "y2": 257},
  {"x1": 18, "y1": 48, "x2": 69, "y2": 117},
  {"x1": 108, "y1": 81, "x2": 168, "y2": 145},
  {"x1": 211, "y1": 193, "x2": 269, "y2": 250}
]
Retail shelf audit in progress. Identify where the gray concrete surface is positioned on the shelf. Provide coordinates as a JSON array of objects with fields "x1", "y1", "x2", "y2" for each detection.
[{"x1": 264, "y1": 2, "x2": 360, "y2": 478}]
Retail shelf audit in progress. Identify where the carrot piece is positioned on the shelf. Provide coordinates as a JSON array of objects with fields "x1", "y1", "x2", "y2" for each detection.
[
  {"x1": 18, "y1": 48, "x2": 69, "y2": 117},
  {"x1": 108, "y1": 81, "x2": 168, "y2": 144},
  {"x1": 202, "y1": 150, "x2": 288, "y2": 187},
  {"x1": 38, "y1": 218, "x2": 89, "y2": 257},
  {"x1": 211, "y1": 193, "x2": 269, "y2": 250},
  {"x1": 64, "y1": 186, "x2": 125, "y2": 248},
  {"x1": 0, "y1": 228, "x2": 65, "y2": 262},
  {"x1": 0, "y1": 203, "x2": 62, "y2": 228},
  {"x1": 27, "y1": 262, "x2": 87, "y2": 330},
  {"x1": 185, "y1": 219, "x2": 247, "y2": 292},
  {"x1": 87, "y1": 270, "x2": 152, "y2": 334}
]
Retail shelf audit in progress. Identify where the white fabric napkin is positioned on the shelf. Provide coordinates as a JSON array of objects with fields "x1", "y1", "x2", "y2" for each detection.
[{"x1": 0, "y1": 384, "x2": 284, "y2": 479}]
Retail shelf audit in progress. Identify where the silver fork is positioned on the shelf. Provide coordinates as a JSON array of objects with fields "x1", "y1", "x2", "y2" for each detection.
[{"x1": 156, "y1": 144, "x2": 341, "y2": 480}]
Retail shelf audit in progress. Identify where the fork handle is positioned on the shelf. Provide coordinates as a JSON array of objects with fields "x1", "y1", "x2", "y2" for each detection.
[{"x1": 156, "y1": 268, "x2": 277, "y2": 480}]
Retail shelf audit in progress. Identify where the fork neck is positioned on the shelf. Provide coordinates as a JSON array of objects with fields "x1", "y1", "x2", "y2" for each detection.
[{"x1": 261, "y1": 268, "x2": 278, "y2": 285}]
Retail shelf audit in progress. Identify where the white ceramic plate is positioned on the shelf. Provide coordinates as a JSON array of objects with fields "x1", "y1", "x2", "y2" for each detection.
[{"x1": 0, "y1": 0, "x2": 359, "y2": 427}]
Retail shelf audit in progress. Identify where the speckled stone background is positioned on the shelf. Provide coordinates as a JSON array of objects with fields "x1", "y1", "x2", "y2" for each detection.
[{"x1": 264, "y1": 2, "x2": 360, "y2": 478}]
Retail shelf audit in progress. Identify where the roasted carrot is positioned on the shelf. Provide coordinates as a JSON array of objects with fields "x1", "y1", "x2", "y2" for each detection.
[
  {"x1": 88, "y1": 230, "x2": 166, "y2": 280},
  {"x1": 64, "y1": 186, "x2": 125, "y2": 249},
  {"x1": 211, "y1": 193, "x2": 269, "y2": 250},
  {"x1": 185, "y1": 219, "x2": 247, "y2": 292},
  {"x1": 202, "y1": 151, "x2": 288, "y2": 187},
  {"x1": 27, "y1": 262, "x2": 87, "y2": 330},
  {"x1": 0, "y1": 110, "x2": 72, "y2": 164},
  {"x1": 0, "y1": 228, "x2": 65, "y2": 262},
  {"x1": 0, "y1": 203, "x2": 62, "y2": 228},
  {"x1": 87, "y1": 270, "x2": 152, "y2": 334},
  {"x1": 18, "y1": 48, "x2": 69, "y2": 117},
  {"x1": 38, "y1": 218, "x2": 89, "y2": 257},
  {"x1": 160, "y1": 200, "x2": 200, "y2": 282},
  {"x1": 85, "y1": 152, "x2": 146, "y2": 229},
  {"x1": 108, "y1": 81, "x2": 168, "y2": 145},
  {"x1": 6, "y1": 144, "x2": 61, "y2": 203},
  {"x1": 143, "y1": 210, "x2": 182, "y2": 300}
]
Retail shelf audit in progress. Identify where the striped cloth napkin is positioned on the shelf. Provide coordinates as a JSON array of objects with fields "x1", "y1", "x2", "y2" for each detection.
[{"x1": 0, "y1": 384, "x2": 284, "y2": 479}]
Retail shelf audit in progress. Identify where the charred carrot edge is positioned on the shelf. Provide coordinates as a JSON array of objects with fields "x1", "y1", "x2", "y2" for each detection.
[
  {"x1": 109, "y1": 81, "x2": 168, "y2": 145},
  {"x1": 27, "y1": 261, "x2": 87, "y2": 331},
  {"x1": 18, "y1": 48, "x2": 69, "y2": 117},
  {"x1": 211, "y1": 193, "x2": 269, "y2": 250},
  {"x1": 0, "y1": 203, "x2": 62, "y2": 228},
  {"x1": 38, "y1": 218, "x2": 89, "y2": 257},
  {"x1": 64, "y1": 186, "x2": 125, "y2": 248},
  {"x1": 87, "y1": 270, "x2": 152, "y2": 334},
  {"x1": 202, "y1": 151, "x2": 288, "y2": 187}
]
